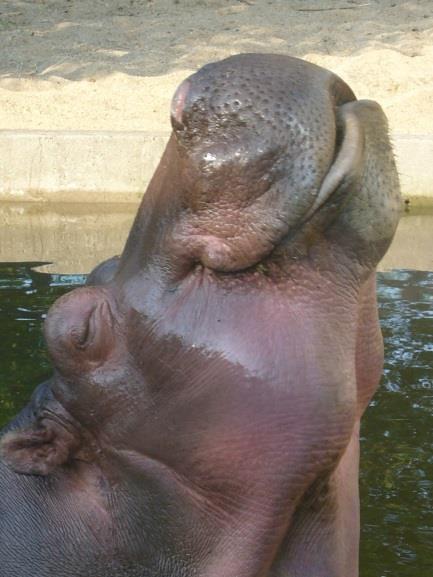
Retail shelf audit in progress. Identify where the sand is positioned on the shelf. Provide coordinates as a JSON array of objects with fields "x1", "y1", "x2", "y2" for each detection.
[{"x1": 0, "y1": 0, "x2": 432, "y2": 134}]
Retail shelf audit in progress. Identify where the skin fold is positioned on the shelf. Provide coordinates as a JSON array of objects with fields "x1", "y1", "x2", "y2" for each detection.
[{"x1": 0, "y1": 54, "x2": 401, "y2": 577}]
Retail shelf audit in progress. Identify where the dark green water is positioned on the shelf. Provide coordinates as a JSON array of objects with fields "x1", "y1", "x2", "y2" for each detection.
[{"x1": 0, "y1": 263, "x2": 432, "y2": 575}]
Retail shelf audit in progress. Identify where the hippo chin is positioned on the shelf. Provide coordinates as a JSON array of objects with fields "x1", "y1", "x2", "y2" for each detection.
[{"x1": 0, "y1": 54, "x2": 400, "y2": 577}]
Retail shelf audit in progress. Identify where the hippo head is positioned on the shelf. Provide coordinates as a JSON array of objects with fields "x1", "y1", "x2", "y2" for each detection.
[
  {"x1": 2, "y1": 52, "x2": 401, "y2": 471},
  {"x1": 2, "y1": 52, "x2": 401, "y2": 472},
  {"x1": 0, "y1": 54, "x2": 400, "y2": 577}
]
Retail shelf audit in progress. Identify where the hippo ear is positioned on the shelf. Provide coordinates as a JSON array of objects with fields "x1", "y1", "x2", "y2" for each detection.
[
  {"x1": 86, "y1": 255, "x2": 120, "y2": 286},
  {"x1": 0, "y1": 420, "x2": 80, "y2": 476}
]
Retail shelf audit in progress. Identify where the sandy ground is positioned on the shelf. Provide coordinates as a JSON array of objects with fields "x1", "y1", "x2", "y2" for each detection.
[{"x1": 0, "y1": 0, "x2": 432, "y2": 135}]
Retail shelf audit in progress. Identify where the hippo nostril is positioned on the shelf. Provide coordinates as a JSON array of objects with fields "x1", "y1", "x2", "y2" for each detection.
[{"x1": 171, "y1": 79, "x2": 191, "y2": 131}]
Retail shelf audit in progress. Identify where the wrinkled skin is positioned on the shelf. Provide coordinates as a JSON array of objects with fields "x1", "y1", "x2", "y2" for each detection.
[{"x1": 0, "y1": 54, "x2": 400, "y2": 577}]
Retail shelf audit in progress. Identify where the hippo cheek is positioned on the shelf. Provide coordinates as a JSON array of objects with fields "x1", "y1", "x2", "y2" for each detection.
[{"x1": 44, "y1": 287, "x2": 119, "y2": 378}]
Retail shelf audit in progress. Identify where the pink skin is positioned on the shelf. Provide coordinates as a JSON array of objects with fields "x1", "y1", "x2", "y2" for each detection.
[
  {"x1": 115, "y1": 245, "x2": 382, "y2": 577},
  {"x1": 171, "y1": 79, "x2": 190, "y2": 130}
]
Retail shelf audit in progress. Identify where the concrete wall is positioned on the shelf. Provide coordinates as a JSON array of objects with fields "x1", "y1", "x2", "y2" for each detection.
[
  {"x1": 0, "y1": 131, "x2": 168, "y2": 204},
  {"x1": 0, "y1": 130, "x2": 432, "y2": 204}
]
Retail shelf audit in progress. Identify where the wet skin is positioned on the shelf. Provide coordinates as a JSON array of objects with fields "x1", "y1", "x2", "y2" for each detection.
[{"x1": 0, "y1": 54, "x2": 400, "y2": 577}]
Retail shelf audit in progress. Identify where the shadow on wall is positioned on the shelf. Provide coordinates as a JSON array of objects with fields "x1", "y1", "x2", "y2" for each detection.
[{"x1": 0, "y1": 0, "x2": 431, "y2": 80}]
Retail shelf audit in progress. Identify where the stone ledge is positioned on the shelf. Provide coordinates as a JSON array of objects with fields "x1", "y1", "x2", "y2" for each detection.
[
  {"x1": 392, "y1": 134, "x2": 433, "y2": 205},
  {"x1": 0, "y1": 131, "x2": 169, "y2": 204},
  {"x1": 0, "y1": 130, "x2": 431, "y2": 204}
]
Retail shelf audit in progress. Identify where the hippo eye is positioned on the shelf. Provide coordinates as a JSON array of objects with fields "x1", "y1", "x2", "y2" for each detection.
[
  {"x1": 71, "y1": 303, "x2": 101, "y2": 351},
  {"x1": 71, "y1": 300, "x2": 115, "y2": 360},
  {"x1": 44, "y1": 288, "x2": 118, "y2": 375}
]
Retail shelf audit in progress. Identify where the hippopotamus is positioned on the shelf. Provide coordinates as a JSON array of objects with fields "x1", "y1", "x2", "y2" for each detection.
[{"x1": 0, "y1": 54, "x2": 400, "y2": 577}]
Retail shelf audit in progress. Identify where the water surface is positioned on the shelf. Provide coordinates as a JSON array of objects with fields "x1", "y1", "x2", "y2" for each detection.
[
  {"x1": 0, "y1": 203, "x2": 431, "y2": 273},
  {"x1": 0, "y1": 263, "x2": 432, "y2": 576}
]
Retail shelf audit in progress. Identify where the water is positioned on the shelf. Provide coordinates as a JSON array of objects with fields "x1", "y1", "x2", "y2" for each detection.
[
  {"x1": 0, "y1": 203, "x2": 432, "y2": 273},
  {"x1": 0, "y1": 262, "x2": 432, "y2": 575},
  {"x1": 361, "y1": 270, "x2": 433, "y2": 576}
]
